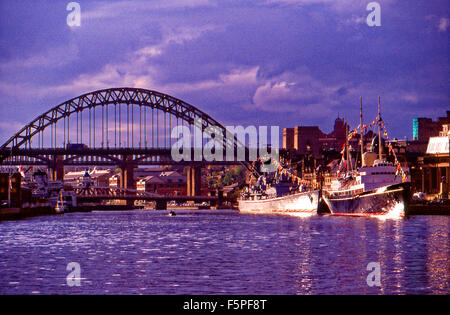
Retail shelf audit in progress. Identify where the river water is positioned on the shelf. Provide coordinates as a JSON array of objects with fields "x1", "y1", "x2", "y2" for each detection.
[{"x1": 0, "y1": 210, "x2": 448, "y2": 295}]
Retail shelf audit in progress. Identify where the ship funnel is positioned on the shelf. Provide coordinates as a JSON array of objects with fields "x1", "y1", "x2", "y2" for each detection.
[{"x1": 362, "y1": 152, "x2": 377, "y2": 167}]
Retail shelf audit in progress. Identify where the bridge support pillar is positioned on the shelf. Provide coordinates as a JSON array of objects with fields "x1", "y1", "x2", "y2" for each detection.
[
  {"x1": 120, "y1": 156, "x2": 135, "y2": 190},
  {"x1": 186, "y1": 166, "x2": 202, "y2": 196},
  {"x1": 155, "y1": 199, "x2": 167, "y2": 210},
  {"x1": 120, "y1": 155, "x2": 135, "y2": 208},
  {"x1": 208, "y1": 189, "x2": 224, "y2": 209},
  {"x1": 10, "y1": 173, "x2": 22, "y2": 208},
  {"x1": 217, "y1": 189, "x2": 224, "y2": 207},
  {"x1": 209, "y1": 190, "x2": 216, "y2": 208},
  {"x1": 49, "y1": 155, "x2": 64, "y2": 181}
]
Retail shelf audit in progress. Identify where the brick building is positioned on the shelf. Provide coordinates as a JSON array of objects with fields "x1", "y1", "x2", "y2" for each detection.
[
  {"x1": 283, "y1": 116, "x2": 348, "y2": 157},
  {"x1": 135, "y1": 170, "x2": 187, "y2": 196},
  {"x1": 412, "y1": 111, "x2": 450, "y2": 141}
]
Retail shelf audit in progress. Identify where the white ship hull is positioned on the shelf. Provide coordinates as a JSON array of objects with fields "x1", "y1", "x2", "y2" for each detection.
[{"x1": 238, "y1": 190, "x2": 320, "y2": 214}]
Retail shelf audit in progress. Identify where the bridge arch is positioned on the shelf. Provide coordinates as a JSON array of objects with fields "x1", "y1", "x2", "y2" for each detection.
[{"x1": 1, "y1": 87, "x2": 241, "y2": 153}]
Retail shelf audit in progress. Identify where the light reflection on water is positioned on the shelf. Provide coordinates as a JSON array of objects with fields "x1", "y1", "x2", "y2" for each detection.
[{"x1": 0, "y1": 210, "x2": 448, "y2": 295}]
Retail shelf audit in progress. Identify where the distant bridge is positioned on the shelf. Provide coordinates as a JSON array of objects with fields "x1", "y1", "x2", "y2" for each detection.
[
  {"x1": 0, "y1": 87, "x2": 259, "y2": 198},
  {"x1": 74, "y1": 186, "x2": 221, "y2": 210}
]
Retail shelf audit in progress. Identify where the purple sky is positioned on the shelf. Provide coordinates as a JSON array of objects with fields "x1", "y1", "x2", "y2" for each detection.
[{"x1": 0, "y1": 0, "x2": 448, "y2": 145}]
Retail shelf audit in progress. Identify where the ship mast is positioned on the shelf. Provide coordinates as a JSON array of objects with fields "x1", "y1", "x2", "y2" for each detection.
[
  {"x1": 360, "y1": 96, "x2": 364, "y2": 167},
  {"x1": 377, "y1": 96, "x2": 382, "y2": 160},
  {"x1": 345, "y1": 119, "x2": 351, "y2": 173},
  {"x1": 344, "y1": 119, "x2": 347, "y2": 169}
]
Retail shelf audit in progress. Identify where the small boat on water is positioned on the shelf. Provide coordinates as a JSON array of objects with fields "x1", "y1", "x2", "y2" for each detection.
[{"x1": 54, "y1": 198, "x2": 66, "y2": 214}]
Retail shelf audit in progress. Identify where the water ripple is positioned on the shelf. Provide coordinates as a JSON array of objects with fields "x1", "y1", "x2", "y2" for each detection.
[{"x1": 0, "y1": 210, "x2": 448, "y2": 294}]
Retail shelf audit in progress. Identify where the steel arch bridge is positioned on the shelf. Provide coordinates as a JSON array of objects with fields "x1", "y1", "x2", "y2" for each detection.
[
  {"x1": 0, "y1": 87, "x2": 259, "y2": 175},
  {"x1": 2, "y1": 87, "x2": 239, "y2": 150}
]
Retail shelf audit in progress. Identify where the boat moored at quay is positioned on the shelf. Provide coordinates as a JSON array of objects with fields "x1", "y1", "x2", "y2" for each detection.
[
  {"x1": 323, "y1": 97, "x2": 412, "y2": 217},
  {"x1": 239, "y1": 185, "x2": 321, "y2": 214},
  {"x1": 239, "y1": 96, "x2": 414, "y2": 217},
  {"x1": 323, "y1": 160, "x2": 411, "y2": 216},
  {"x1": 238, "y1": 167, "x2": 321, "y2": 214}
]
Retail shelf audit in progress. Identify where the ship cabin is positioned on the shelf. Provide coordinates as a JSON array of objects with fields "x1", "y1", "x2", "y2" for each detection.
[
  {"x1": 326, "y1": 160, "x2": 410, "y2": 198},
  {"x1": 357, "y1": 159, "x2": 409, "y2": 191}
]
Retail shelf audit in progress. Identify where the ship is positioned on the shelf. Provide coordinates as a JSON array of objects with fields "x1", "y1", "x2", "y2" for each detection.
[
  {"x1": 322, "y1": 97, "x2": 411, "y2": 216},
  {"x1": 28, "y1": 169, "x2": 77, "y2": 213},
  {"x1": 0, "y1": 168, "x2": 77, "y2": 220},
  {"x1": 238, "y1": 169, "x2": 321, "y2": 215},
  {"x1": 323, "y1": 160, "x2": 411, "y2": 216}
]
